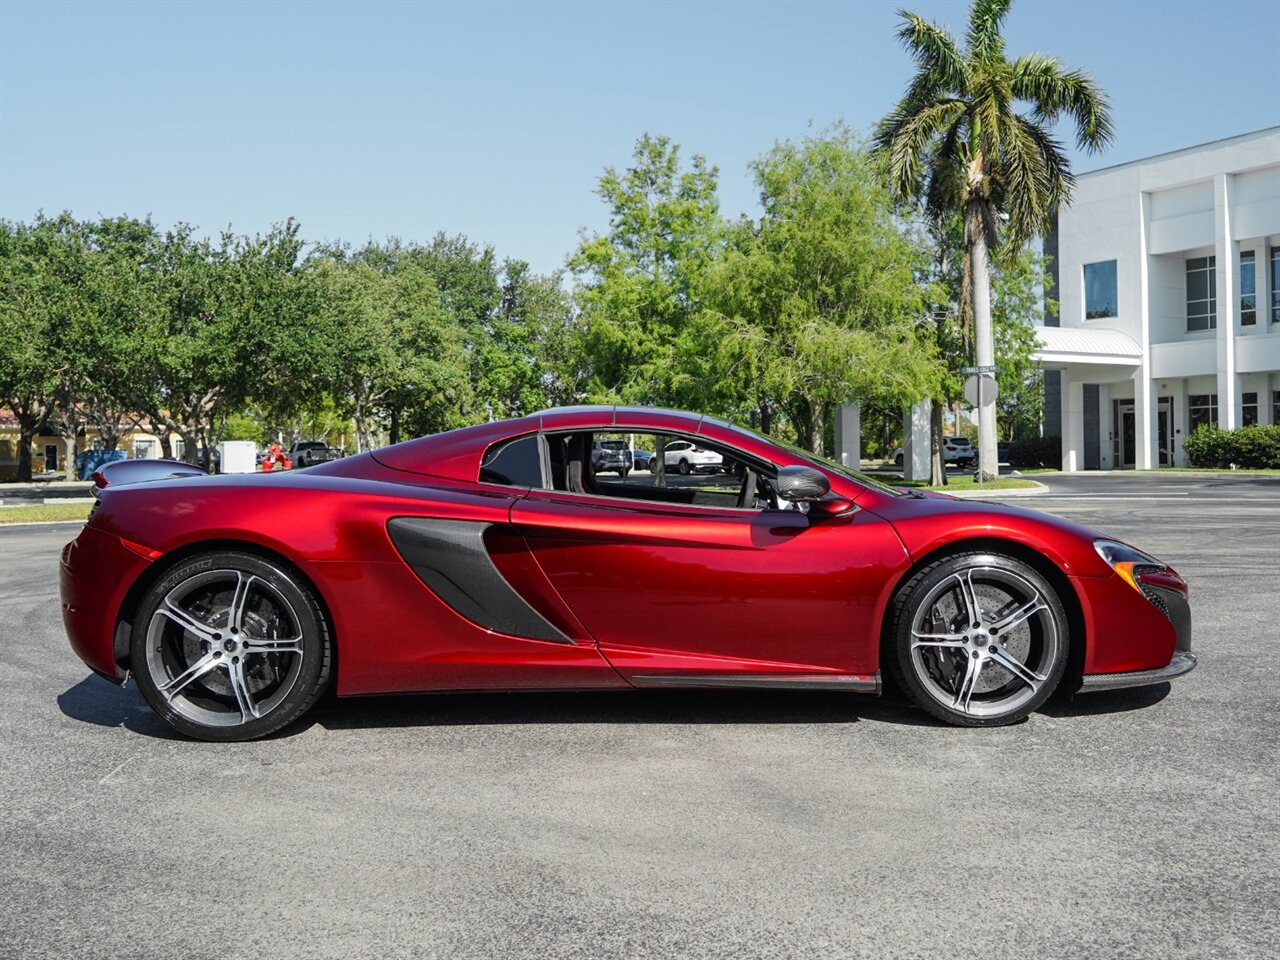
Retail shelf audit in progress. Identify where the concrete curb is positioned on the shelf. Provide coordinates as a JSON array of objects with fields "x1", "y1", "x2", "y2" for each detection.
[{"x1": 940, "y1": 481, "x2": 1052, "y2": 499}]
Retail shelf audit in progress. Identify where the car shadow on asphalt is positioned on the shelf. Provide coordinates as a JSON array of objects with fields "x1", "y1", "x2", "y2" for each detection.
[
  {"x1": 56, "y1": 675, "x2": 185, "y2": 740},
  {"x1": 1044, "y1": 682, "x2": 1171, "y2": 717},
  {"x1": 309, "y1": 688, "x2": 943, "y2": 731},
  {"x1": 56, "y1": 674, "x2": 1174, "y2": 740}
]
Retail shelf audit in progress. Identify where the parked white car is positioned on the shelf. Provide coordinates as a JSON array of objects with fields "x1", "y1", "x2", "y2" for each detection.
[
  {"x1": 893, "y1": 436, "x2": 975, "y2": 467},
  {"x1": 652, "y1": 439, "x2": 724, "y2": 475}
]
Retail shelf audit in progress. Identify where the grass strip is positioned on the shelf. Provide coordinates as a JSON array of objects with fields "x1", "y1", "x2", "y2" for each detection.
[{"x1": 0, "y1": 503, "x2": 93, "y2": 524}]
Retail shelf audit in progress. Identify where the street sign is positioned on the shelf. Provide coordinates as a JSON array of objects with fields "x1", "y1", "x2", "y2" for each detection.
[
  {"x1": 960, "y1": 364, "x2": 998, "y2": 374},
  {"x1": 964, "y1": 373, "x2": 998, "y2": 407}
]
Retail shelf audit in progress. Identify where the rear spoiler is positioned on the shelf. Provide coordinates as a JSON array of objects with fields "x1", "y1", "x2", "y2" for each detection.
[{"x1": 92, "y1": 458, "x2": 207, "y2": 497}]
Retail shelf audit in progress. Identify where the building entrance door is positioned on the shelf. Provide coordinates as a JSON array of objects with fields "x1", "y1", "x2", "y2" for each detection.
[
  {"x1": 43, "y1": 443, "x2": 59, "y2": 473},
  {"x1": 1118, "y1": 404, "x2": 1136, "y2": 468},
  {"x1": 1158, "y1": 398, "x2": 1172, "y2": 466}
]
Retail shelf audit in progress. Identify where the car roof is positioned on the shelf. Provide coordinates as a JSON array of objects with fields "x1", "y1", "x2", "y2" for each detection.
[{"x1": 366, "y1": 406, "x2": 806, "y2": 483}]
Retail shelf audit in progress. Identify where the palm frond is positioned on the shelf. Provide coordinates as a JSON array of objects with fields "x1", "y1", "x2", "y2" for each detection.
[
  {"x1": 965, "y1": 0, "x2": 1014, "y2": 61},
  {"x1": 882, "y1": 99, "x2": 968, "y2": 202},
  {"x1": 1012, "y1": 54, "x2": 1115, "y2": 153},
  {"x1": 896, "y1": 11, "x2": 967, "y2": 92}
]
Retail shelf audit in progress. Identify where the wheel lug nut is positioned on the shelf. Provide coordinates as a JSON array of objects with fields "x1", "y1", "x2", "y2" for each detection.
[
  {"x1": 972, "y1": 651, "x2": 980, "y2": 659},
  {"x1": 989, "y1": 644, "x2": 997, "y2": 653}
]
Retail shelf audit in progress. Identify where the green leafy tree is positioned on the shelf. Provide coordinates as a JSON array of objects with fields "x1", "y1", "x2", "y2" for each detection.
[
  {"x1": 712, "y1": 128, "x2": 939, "y2": 454},
  {"x1": 0, "y1": 218, "x2": 62, "y2": 480},
  {"x1": 877, "y1": 0, "x2": 1113, "y2": 478},
  {"x1": 570, "y1": 134, "x2": 724, "y2": 407}
]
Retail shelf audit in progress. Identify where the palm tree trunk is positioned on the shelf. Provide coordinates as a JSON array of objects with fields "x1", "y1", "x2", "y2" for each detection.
[
  {"x1": 930, "y1": 400, "x2": 945, "y2": 486},
  {"x1": 969, "y1": 202, "x2": 999, "y2": 483}
]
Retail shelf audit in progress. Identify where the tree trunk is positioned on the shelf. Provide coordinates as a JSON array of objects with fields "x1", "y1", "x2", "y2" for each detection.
[
  {"x1": 63, "y1": 434, "x2": 77, "y2": 480},
  {"x1": 16, "y1": 413, "x2": 37, "y2": 482},
  {"x1": 758, "y1": 400, "x2": 772, "y2": 436},
  {"x1": 389, "y1": 407, "x2": 400, "y2": 446},
  {"x1": 968, "y1": 201, "x2": 999, "y2": 483},
  {"x1": 809, "y1": 400, "x2": 827, "y2": 458},
  {"x1": 930, "y1": 399, "x2": 946, "y2": 486}
]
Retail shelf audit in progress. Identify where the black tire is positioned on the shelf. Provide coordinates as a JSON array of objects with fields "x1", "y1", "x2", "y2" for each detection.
[
  {"x1": 621, "y1": 468, "x2": 630, "y2": 478},
  {"x1": 894, "y1": 453, "x2": 903, "y2": 466},
  {"x1": 885, "y1": 552, "x2": 1068, "y2": 727},
  {"x1": 650, "y1": 460, "x2": 660, "y2": 474},
  {"x1": 678, "y1": 458, "x2": 691, "y2": 475},
  {"x1": 130, "y1": 550, "x2": 332, "y2": 741}
]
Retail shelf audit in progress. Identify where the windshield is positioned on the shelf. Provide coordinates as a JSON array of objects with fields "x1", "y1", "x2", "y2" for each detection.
[{"x1": 724, "y1": 422, "x2": 910, "y2": 498}]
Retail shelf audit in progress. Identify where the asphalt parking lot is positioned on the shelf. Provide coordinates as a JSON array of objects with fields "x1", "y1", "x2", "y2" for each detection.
[{"x1": 1, "y1": 472, "x2": 1277, "y2": 960}]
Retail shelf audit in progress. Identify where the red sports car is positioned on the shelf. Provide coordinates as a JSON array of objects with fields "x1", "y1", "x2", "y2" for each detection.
[{"x1": 60, "y1": 406, "x2": 1195, "y2": 741}]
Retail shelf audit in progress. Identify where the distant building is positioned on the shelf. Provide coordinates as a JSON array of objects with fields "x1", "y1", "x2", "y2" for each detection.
[
  {"x1": 1037, "y1": 127, "x2": 1280, "y2": 469},
  {"x1": 0, "y1": 408, "x2": 180, "y2": 480}
]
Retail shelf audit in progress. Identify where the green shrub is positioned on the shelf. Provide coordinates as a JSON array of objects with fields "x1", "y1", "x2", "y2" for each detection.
[
  {"x1": 1184, "y1": 424, "x2": 1280, "y2": 468},
  {"x1": 1008, "y1": 436, "x2": 1061, "y2": 469}
]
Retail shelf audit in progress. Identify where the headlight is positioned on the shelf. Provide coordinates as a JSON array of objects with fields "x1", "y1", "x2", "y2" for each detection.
[{"x1": 1094, "y1": 539, "x2": 1168, "y2": 594}]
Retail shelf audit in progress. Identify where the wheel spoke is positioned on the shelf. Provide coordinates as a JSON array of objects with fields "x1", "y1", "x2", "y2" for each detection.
[
  {"x1": 225, "y1": 573, "x2": 258, "y2": 634},
  {"x1": 226, "y1": 658, "x2": 260, "y2": 722},
  {"x1": 951, "y1": 655, "x2": 984, "y2": 712},
  {"x1": 911, "y1": 631, "x2": 968, "y2": 649},
  {"x1": 242, "y1": 636, "x2": 303, "y2": 655},
  {"x1": 952, "y1": 570, "x2": 983, "y2": 627},
  {"x1": 990, "y1": 598, "x2": 1047, "y2": 633},
  {"x1": 158, "y1": 651, "x2": 223, "y2": 701},
  {"x1": 990, "y1": 645, "x2": 1045, "y2": 691},
  {"x1": 158, "y1": 600, "x2": 218, "y2": 642}
]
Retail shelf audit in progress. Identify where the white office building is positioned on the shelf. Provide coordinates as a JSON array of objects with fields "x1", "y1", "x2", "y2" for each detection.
[{"x1": 1038, "y1": 127, "x2": 1280, "y2": 470}]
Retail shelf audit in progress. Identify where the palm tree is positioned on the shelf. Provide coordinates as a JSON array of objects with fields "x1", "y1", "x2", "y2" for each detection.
[{"x1": 877, "y1": 0, "x2": 1113, "y2": 480}]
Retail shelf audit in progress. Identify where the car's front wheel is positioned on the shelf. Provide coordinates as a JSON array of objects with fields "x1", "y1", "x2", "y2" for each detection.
[
  {"x1": 678, "y1": 459, "x2": 691, "y2": 475},
  {"x1": 886, "y1": 552, "x2": 1068, "y2": 726},
  {"x1": 131, "y1": 551, "x2": 332, "y2": 741}
]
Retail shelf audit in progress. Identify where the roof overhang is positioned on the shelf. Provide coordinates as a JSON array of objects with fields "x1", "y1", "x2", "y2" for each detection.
[{"x1": 1033, "y1": 326, "x2": 1142, "y2": 369}]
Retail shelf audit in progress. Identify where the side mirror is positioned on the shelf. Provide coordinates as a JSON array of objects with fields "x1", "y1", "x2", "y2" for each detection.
[{"x1": 775, "y1": 464, "x2": 830, "y2": 502}]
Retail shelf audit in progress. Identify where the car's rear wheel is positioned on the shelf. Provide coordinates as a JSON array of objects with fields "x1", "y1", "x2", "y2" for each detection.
[
  {"x1": 887, "y1": 552, "x2": 1068, "y2": 726},
  {"x1": 131, "y1": 551, "x2": 332, "y2": 742}
]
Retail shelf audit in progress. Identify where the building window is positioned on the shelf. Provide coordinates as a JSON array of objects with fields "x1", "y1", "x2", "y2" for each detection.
[
  {"x1": 1271, "y1": 248, "x2": 1280, "y2": 324},
  {"x1": 1188, "y1": 394, "x2": 1218, "y2": 432},
  {"x1": 1242, "y1": 392, "x2": 1258, "y2": 427},
  {"x1": 1273, "y1": 390, "x2": 1280, "y2": 426},
  {"x1": 1186, "y1": 256, "x2": 1216, "y2": 331},
  {"x1": 1083, "y1": 260, "x2": 1117, "y2": 319},
  {"x1": 1240, "y1": 251, "x2": 1256, "y2": 325}
]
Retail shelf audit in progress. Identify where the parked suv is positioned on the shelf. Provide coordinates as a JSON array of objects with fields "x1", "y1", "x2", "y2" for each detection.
[
  {"x1": 893, "y1": 436, "x2": 975, "y2": 468},
  {"x1": 592, "y1": 439, "x2": 631, "y2": 477},
  {"x1": 655, "y1": 439, "x2": 724, "y2": 475},
  {"x1": 290, "y1": 441, "x2": 342, "y2": 469}
]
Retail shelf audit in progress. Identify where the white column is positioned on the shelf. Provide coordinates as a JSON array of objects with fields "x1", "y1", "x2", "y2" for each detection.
[
  {"x1": 834, "y1": 403, "x2": 861, "y2": 468},
  {"x1": 1134, "y1": 371, "x2": 1158, "y2": 469},
  {"x1": 1136, "y1": 190, "x2": 1156, "y2": 469},
  {"x1": 1062, "y1": 378, "x2": 1084, "y2": 472},
  {"x1": 902, "y1": 399, "x2": 931, "y2": 481},
  {"x1": 1214, "y1": 173, "x2": 1238, "y2": 429}
]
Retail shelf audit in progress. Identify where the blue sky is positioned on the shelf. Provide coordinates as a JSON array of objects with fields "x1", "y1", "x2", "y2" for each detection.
[{"x1": 2, "y1": 0, "x2": 1278, "y2": 275}]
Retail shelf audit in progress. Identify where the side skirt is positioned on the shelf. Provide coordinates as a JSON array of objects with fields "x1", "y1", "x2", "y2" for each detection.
[{"x1": 629, "y1": 673, "x2": 881, "y2": 694}]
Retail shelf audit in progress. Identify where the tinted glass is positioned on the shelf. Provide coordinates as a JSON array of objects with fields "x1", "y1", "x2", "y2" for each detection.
[
  {"x1": 480, "y1": 435, "x2": 543, "y2": 487},
  {"x1": 1084, "y1": 261, "x2": 1117, "y2": 319}
]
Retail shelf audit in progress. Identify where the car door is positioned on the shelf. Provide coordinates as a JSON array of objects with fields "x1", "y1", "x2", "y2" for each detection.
[{"x1": 509, "y1": 461, "x2": 909, "y2": 680}]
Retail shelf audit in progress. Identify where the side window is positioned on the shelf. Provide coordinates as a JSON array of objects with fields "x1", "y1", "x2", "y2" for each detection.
[
  {"x1": 546, "y1": 430, "x2": 780, "y2": 511},
  {"x1": 479, "y1": 435, "x2": 543, "y2": 487}
]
